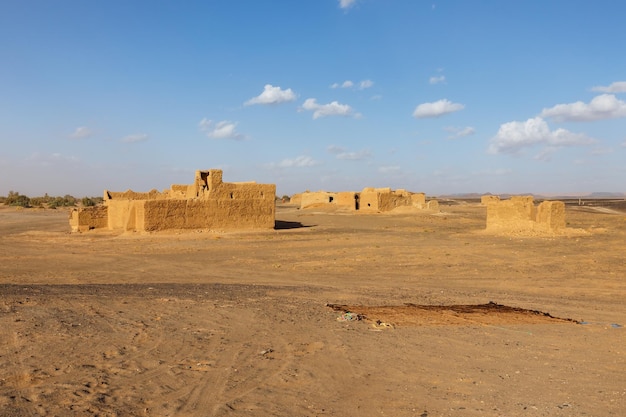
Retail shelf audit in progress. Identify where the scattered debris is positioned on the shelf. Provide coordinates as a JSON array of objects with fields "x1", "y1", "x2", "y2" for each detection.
[
  {"x1": 371, "y1": 320, "x2": 394, "y2": 330},
  {"x1": 327, "y1": 302, "x2": 579, "y2": 327},
  {"x1": 336, "y1": 312, "x2": 362, "y2": 322}
]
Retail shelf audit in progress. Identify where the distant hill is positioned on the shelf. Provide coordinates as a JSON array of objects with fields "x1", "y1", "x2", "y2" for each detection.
[
  {"x1": 437, "y1": 192, "x2": 626, "y2": 200},
  {"x1": 585, "y1": 192, "x2": 626, "y2": 199}
]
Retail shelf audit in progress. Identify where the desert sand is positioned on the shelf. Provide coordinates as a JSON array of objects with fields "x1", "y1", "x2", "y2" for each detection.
[{"x1": 1, "y1": 201, "x2": 625, "y2": 416}]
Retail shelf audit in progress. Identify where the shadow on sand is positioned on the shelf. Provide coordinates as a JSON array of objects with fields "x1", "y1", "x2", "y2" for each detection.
[{"x1": 274, "y1": 220, "x2": 313, "y2": 230}]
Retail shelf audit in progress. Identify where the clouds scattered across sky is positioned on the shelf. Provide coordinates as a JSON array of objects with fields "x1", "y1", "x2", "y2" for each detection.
[
  {"x1": 121, "y1": 133, "x2": 148, "y2": 143},
  {"x1": 69, "y1": 127, "x2": 93, "y2": 140},
  {"x1": 540, "y1": 94, "x2": 626, "y2": 122},
  {"x1": 199, "y1": 118, "x2": 245, "y2": 140},
  {"x1": 429, "y1": 75, "x2": 446, "y2": 85},
  {"x1": 338, "y1": 0, "x2": 357, "y2": 10},
  {"x1": 378, "y1": 166, "x2": 401, "y2": 174},
  {"x1": 591, "y1": 81, "x2": 626, "y2": 94},
  {"x1": 244, "y1": 84, "x2": 296, "y2": 106},
  {"x1": 488, "y1": 117, "x2": 594, "y2": 155},
  {"x1": 413, "y1": 99, "x2": 464, "y2": 118},
  {"x1": 444, "y1": 126, "x2": 475, "y2": 139},
  {"x1": 26, "y1": 152, "x2": 80, "y2": 166},
  {"x1": 4, "y1": 2, "x2": 626, "y2": 197},
  {"x1": 267, "y1": 155, "x2": 321, "y2": 169},
  {"x1": 301, "y1": 98, "x2": 360, "y2": 119},
  {"x1": 330, "y1": 79, "x2": 373, "y2": 90},
  {"x1": 327, "y1": 145, "x2": 371, "y2": 160}
]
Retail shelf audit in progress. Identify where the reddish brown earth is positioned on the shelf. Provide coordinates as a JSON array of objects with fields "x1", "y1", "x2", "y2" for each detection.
[{"x1": 1, "y1": 201, "x2": 625, "y2": 416}]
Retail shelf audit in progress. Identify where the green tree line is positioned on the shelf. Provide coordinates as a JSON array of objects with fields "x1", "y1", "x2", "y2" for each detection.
[{"x1": 0, "y1": 191, "x2": 103, "y2": 209}]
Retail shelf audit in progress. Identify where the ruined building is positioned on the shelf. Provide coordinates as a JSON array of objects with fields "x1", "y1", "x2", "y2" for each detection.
[
  {"x1": 483, "y1": 195, "x2": 565, "y2": 233},
  {"x1": 70, "y1": 169, "x2": 276, "y2": 232},
  {"x1": 296, "y1": 188, "x2": 439, "y2": 212}
]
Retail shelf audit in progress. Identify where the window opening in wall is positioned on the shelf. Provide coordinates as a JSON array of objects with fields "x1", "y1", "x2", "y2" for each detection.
[
  {"x1": 329, "y1": 196, "x2": 334, "y2": 203},
  {"x1": 354, "y1": 194, "x2": 360, "y2": 210},
  {"x1": 230, "y1": 192, "x2": 234, "y2": 199}
]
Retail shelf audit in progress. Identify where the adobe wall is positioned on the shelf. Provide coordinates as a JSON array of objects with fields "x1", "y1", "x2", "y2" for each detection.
[
  {"x1": 485, "y1": 196, "x2": 535, "y2": 229},
  {"x1": 133, "y1": 181, "x2": 275, "y2": 232},
  {"x1": 411, "y1": 193, "x2": 426, "y2": 208},
  {"x1": 106, "y1": 200, "x2": 136, "y2": 231},
  {"x1": 140, "y1": 196, "x2": 275, "y2": 231},
  {"x1": 69, "y1": 205, "x2": 108, "y2": 232},
  {"x1": 105, "y1": 189, "x2": 168, "y2": 201},
  {"x1": 71, "y1": 169, "x2": 276, "y2": 233},
  {"x1": 481, "y1": 195, "x2": 500, "y2": 205},
  {"x1": 360, "y1": 188, "x2": 418, "y2": 213},
  {"x1": 426, "y1": 199, "x2": 439, "y2": 211},
  {"x1": 299, "y1": 188, "x2": 437, "y2": 213},
  {"x1": 289, "y1": 193, "x2": 302, "y2": 206},
  {"x1": 300, "y1": 191, "x2": 336, "y2": 209},
  {"x1": 536, "y1": 201, "x2": 566, "y2": 231},
  {"x1": 378, "y1": 190, "x2": 413, "y2": 212},
  {"x1": 485, "y1": 196, "x2": 566, "y2": 233},
  {"x1": 335, "y1": 192, "x2": 359, "y2": 210},
  {"x1": 359, "y1": 188, "x2": 388, "y2": 212},
  {"x1": 300, "y1": 191, "x2": 358, "y2": 210}
]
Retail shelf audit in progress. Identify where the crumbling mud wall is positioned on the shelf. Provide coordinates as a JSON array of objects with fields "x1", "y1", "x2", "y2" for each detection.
[
  {"x1": 484, "y1": 195, "x2": 565, "y2": 234},
  {"x1": 69, "y1": 205, "x2": 108, "y2": 232},
  {"x1": 411, "y1": 193, "x2": 426, "y2": 208},
  {"x1": 299, "y1": 188, "x2": 437, "y2": 213},
  {"x1": 360, "y1": 188, "x2": 412, "y2": 212},
  {"x1": 535, "y1": 201, "x2": 566, "y2": 231},
  {"x1": 300, "y1": 191, "x2": 337, "y2": 209},
  {"x1": 335, "y1": 192, "x2": 359, "y2": 209},
  {"x1": 289, "y1": 193, "x2": 302, "y2": 206},
  {"x1": 299, "y1": 191, "x2": 359, "y2": 210},
  {"x1": 70, "y1": 169, "x2": 276, "y2": 232},
  {"x1": 481, "y1": 195, "x2": 500, "y2": 205}
]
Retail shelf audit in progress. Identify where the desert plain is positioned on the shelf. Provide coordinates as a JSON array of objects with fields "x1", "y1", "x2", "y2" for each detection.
[{"x1": 0, "y1": 200, "x2": 625, "y2": 417}]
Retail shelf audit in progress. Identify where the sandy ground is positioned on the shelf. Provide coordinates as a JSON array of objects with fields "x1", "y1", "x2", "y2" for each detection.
[{"x1": 0, "y1": 201, "x2": 625, "y2": 416}]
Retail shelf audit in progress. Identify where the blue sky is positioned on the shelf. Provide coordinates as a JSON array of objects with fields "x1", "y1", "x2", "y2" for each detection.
[{"x1": 2, "y1": 0, "x2": 626, "y2": 197}]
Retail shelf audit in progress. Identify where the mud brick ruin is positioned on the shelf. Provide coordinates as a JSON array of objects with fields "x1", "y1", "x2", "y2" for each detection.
[
  {"x1": 482, "y1": 195, "x2": 565, "y2": 233},
  {"x1": 70, "y1": 169, "x2": 276, "y2": 232},
  {"x1": 294, "y1": 188, "x2": 439, "y2": 212}
]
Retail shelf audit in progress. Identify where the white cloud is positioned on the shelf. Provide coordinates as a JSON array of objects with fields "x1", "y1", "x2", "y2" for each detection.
[
  {"x1": 331, "y1": 80, "x2": 353, "y2": 89},
  {"x1": 26, "y1": 152, "x2": 80, "y2": 166},
  {"x1": 327, "y1": 145, "x2": 371, "y2": 160},
  {"x1": 591, "y1": 81, "x2": 626, "y2": 93},
  {"x1": 533, "y1": 146, "x2": 558, "y2": 161},
  {"x1": 301, "y1": 98, "x2": 360, "y2": 119},
  {"x1": 121, "y1": 133, "x2": 148, "y2": 143},
  {"x1": 429, "y1": 75, "x2": 446, "y2": 85},
  {"x1": 338, "y1": 0, "x2": 357, "y2": 9},
  {"x1": 590, "y1": 147, "x2": 613, "y2": 155},
  {"x1": 413, "y1": 99, "x2": 464, "y2": 118},
  {"x1": 378, "y1": 166, "x2": 401, "y2": 173},
  {"x1": 475, "y1": 168, "x2": 512, "y2": 176},
  {"x1": 359, "y1": 80, "x2": 373, "y2": 90},
  {"x1": 244, "y1": 84, "x2": 296, "y2": 106},
  {"x1": 540, "y1": 94, "x2": 626, "y2": 122},
  {"x1": 267, "y1": 156, "x2": 321, "y2": 169},
  {"x1": 330, "y1": 80, "x2": 372, "y2": 90},
  {"x1": 488, "y1": 117, "x2": 594, "y2": 155},
  {"x1": 198, "y1": 118, "x2": 245, "y2": 140},
  {"x1": 444, "y1": 126, "x2": 475, "y2": 139},
  {"x1": 69, "y1": 126, "x2": 93, "y2": 139}
]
